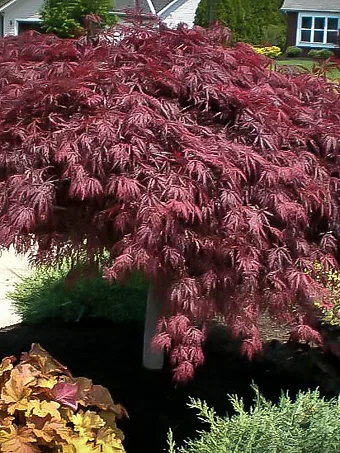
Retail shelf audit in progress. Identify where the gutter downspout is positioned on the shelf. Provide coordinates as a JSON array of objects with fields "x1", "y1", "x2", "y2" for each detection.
[{"x1": 0, "y1": 13, "x2": 4, "y2": 38}]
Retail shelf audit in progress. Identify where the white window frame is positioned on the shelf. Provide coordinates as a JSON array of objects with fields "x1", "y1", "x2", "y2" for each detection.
[
  {"x1": 296, "y1": 11, "x2": 340, "y2": 48},
  {"x1": 14, "y1": 17, "x2": 42, "y2": 36}
]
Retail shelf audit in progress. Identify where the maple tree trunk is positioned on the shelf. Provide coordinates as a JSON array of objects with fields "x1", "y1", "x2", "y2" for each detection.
[{"x1": 143, "y1": 284, "x2": 164, "y2": 370}]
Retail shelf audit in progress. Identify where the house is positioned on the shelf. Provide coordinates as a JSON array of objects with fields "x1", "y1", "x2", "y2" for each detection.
[
  {"x1": 0, "y1": 0, "x2": 44, "y2": 36},
  {"x1": 281, "y1": 1, "x2": 340, "y2": 52},
  {"x1": 0, "y1": 0, "x2": 201, "y2": 37},
  {"x1": 114, "y1": 0, "x2": 201, "y2": 29}
]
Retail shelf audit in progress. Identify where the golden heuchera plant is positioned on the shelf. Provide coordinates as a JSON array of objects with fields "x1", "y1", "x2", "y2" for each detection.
[{"x1": 0, "y1": 343, "x2": 126, "y2": 453}]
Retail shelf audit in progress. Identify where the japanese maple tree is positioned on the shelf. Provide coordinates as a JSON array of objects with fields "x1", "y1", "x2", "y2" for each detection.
[{"x1": 0, "y1": 20, "x2": 340, "y2": 381}]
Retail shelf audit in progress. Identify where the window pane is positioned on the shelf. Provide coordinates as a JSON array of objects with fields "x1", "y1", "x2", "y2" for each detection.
[
  {"x1": 313, "y1": 30, "x2": 324, "y2": 42},
  {"x1": 327, "y1": 30, "x2": 337, "y2": 44},
  {"x1": 314, "y1": 17, "x2": 325, "y2": 30},
  {"x1": 301, "y1": 30, "x2": 311, "y2": 42},
  {"x1": 328, "y1": 18, "x2": 338, "y2": 30},
  {"x1": 301, "y1": 17, "x2": 312, "y2": 29}
]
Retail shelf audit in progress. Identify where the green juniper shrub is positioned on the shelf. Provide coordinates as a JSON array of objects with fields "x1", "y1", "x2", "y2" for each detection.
[
  {"x1": 285, "y1": 46, "x2": 303, "y2": 58},
  {"x1": 169, "y1": 386, "x2": 340, "y2": 453},
  {"x1": 8, "y1": 263, "x2": 147, "y2": 324},
  {"x1": 308, "y1": 49, "x2": 335, "y2": 60}
]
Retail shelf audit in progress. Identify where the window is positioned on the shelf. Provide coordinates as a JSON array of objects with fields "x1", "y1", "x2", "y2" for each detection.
[{"x1": 298, "y1": 14, "x2": 339, "y2": 47}]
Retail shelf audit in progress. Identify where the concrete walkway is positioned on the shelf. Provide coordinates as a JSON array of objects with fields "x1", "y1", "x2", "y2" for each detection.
[{"x1": 0, "y1": 248, "x2": 31, "y2": 328}]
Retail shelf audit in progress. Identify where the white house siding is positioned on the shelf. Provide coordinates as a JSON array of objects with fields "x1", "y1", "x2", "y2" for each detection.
[
  {"x1": 162, "y1": 0, "x2": 200, "y2": 28},
  {"x1": 3, "y1": 0, "x2": 44, "y2": 36}
]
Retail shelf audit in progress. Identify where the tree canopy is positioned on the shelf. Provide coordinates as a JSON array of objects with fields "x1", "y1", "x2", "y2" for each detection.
[
  {"x1": 195, "y1": 0, "x2": 286, "y2": 46},
  {"x1": 0, "y1": 22, "x2": 339, "y2": 381},
  {"x1": 40, "y1": 0, "x2": 117, "y2": 38}
]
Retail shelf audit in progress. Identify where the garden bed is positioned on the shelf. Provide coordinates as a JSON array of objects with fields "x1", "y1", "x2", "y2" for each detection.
[
  {"x1": 0, "y1": 319, "x2": 340, "y2": 453},
  {"x1": 276, "y1": 59, "x2": 340, "y2": 79}
]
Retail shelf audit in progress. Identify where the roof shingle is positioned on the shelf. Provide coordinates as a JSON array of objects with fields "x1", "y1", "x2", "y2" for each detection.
[
  {"x1": 114, "y1": 0, "x2": 178, "y2": 15},
  {"x1": 0, "y1": 0, "x2": 181, "y2": 17}
]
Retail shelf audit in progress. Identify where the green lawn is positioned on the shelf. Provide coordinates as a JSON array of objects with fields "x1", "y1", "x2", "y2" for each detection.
[{"x1": 276, "y1": 59, "x2": 340, "y2": 80}]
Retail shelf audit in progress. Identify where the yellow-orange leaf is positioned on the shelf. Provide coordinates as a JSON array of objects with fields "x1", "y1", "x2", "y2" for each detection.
[
  {"x1": 0, "y1": 357, "x2": 14, "y2": 378},
  {"x1": 27, "y1": 416, "x2": 72, "y2": 444},
  {"x1": 95, "y1": 427, "x2": 125, "y2": 452},
  {"x1": 61, "y1": 437, "x2": 97, "y2": 453},
  {"x1": 26, "y1": 399, "x2": 61, "y2": 421},
  {"x1": 21, "y1": 344, "x2": 70, "y2": 377},
  {"x1": 36, "y1": 375, "x2": 58, "y2": 390},
  {"x1": 44, "y1": 417, "x2": 72, "y2": 441},
  {"x1": 0, "y1": 425, "x2": 39, "y2": 453},
  {"x1": 72, "y1": 410, "x2": 105, "y2": 440},
  {"x1": 0, "y1": 415, "x2": 13, "y2": 430},
  {"x1": 26, "y1": 419, "x2": 54, "y2": 444},
  {"x1": 1, "y1": 364, "x2": 39, "y2": 414}
]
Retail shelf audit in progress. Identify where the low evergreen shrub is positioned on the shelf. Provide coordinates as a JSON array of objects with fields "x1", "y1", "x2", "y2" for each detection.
[
  {"x1": 308, "y1": 49, "x2": 335, "y2": 60},
  {"x1": 285, "y1": 46, "x2": 303, "y2": 58},
  {"x1": 8, "y1": 263, "x2": 148, "y2": 324},
  {"x1": 169, "y1": 386, "x2": 340, "y2": 453}
]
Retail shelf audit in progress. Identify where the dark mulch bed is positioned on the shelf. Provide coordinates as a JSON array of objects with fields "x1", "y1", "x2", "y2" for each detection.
[{"x1": 1, "y1": 319, "x2": 340, "y2": 453}]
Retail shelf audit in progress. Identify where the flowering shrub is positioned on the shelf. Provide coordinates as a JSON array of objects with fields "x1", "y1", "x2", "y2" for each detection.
[
  {"x1": 252, "y1": 45, "x2": 281, "y2": 58},
  {"x1": 0, "y1": 344, "x2": 126, "y2": 452},
  {"x1": 311, "y1": 263, "x2": 340, "y2": 326}
]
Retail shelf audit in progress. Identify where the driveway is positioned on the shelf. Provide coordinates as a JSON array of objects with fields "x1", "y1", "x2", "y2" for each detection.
[{"x1": 0, "y1": 248, "x2": 31, "y2": 328}]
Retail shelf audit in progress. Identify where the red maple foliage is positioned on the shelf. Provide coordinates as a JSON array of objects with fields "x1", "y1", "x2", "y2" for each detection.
[{"x1": 0, "y1": 21, "x2": 340, "y2": 381}]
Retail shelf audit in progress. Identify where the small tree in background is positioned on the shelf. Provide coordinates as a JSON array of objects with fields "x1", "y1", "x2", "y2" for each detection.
[
  {"x1": 195, "y1": 0, "x2": 286, "y2": 46},
  {"x1": 40, "y1": 0, "x2": 117, "y2": 38},
  {"x1": 0, "y1": 21, "x2": 339, "y2": 382}
]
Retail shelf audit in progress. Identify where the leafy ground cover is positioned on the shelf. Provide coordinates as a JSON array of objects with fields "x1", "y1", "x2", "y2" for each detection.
[
  {"x1": 0, "y1": 343, "x2": 126, "y2": 452},
  {"x1": 0, "y1": 320, "x2": 340, "y2": 453},
  {"x1": 277, "y1": 59, "x2": 340, "y2": 79}
]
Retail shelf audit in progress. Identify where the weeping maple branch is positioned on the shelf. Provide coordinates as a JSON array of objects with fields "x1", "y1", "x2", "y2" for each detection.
[{"x1": 0, "y1": 21, "x2": 339, "y2": 381}]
